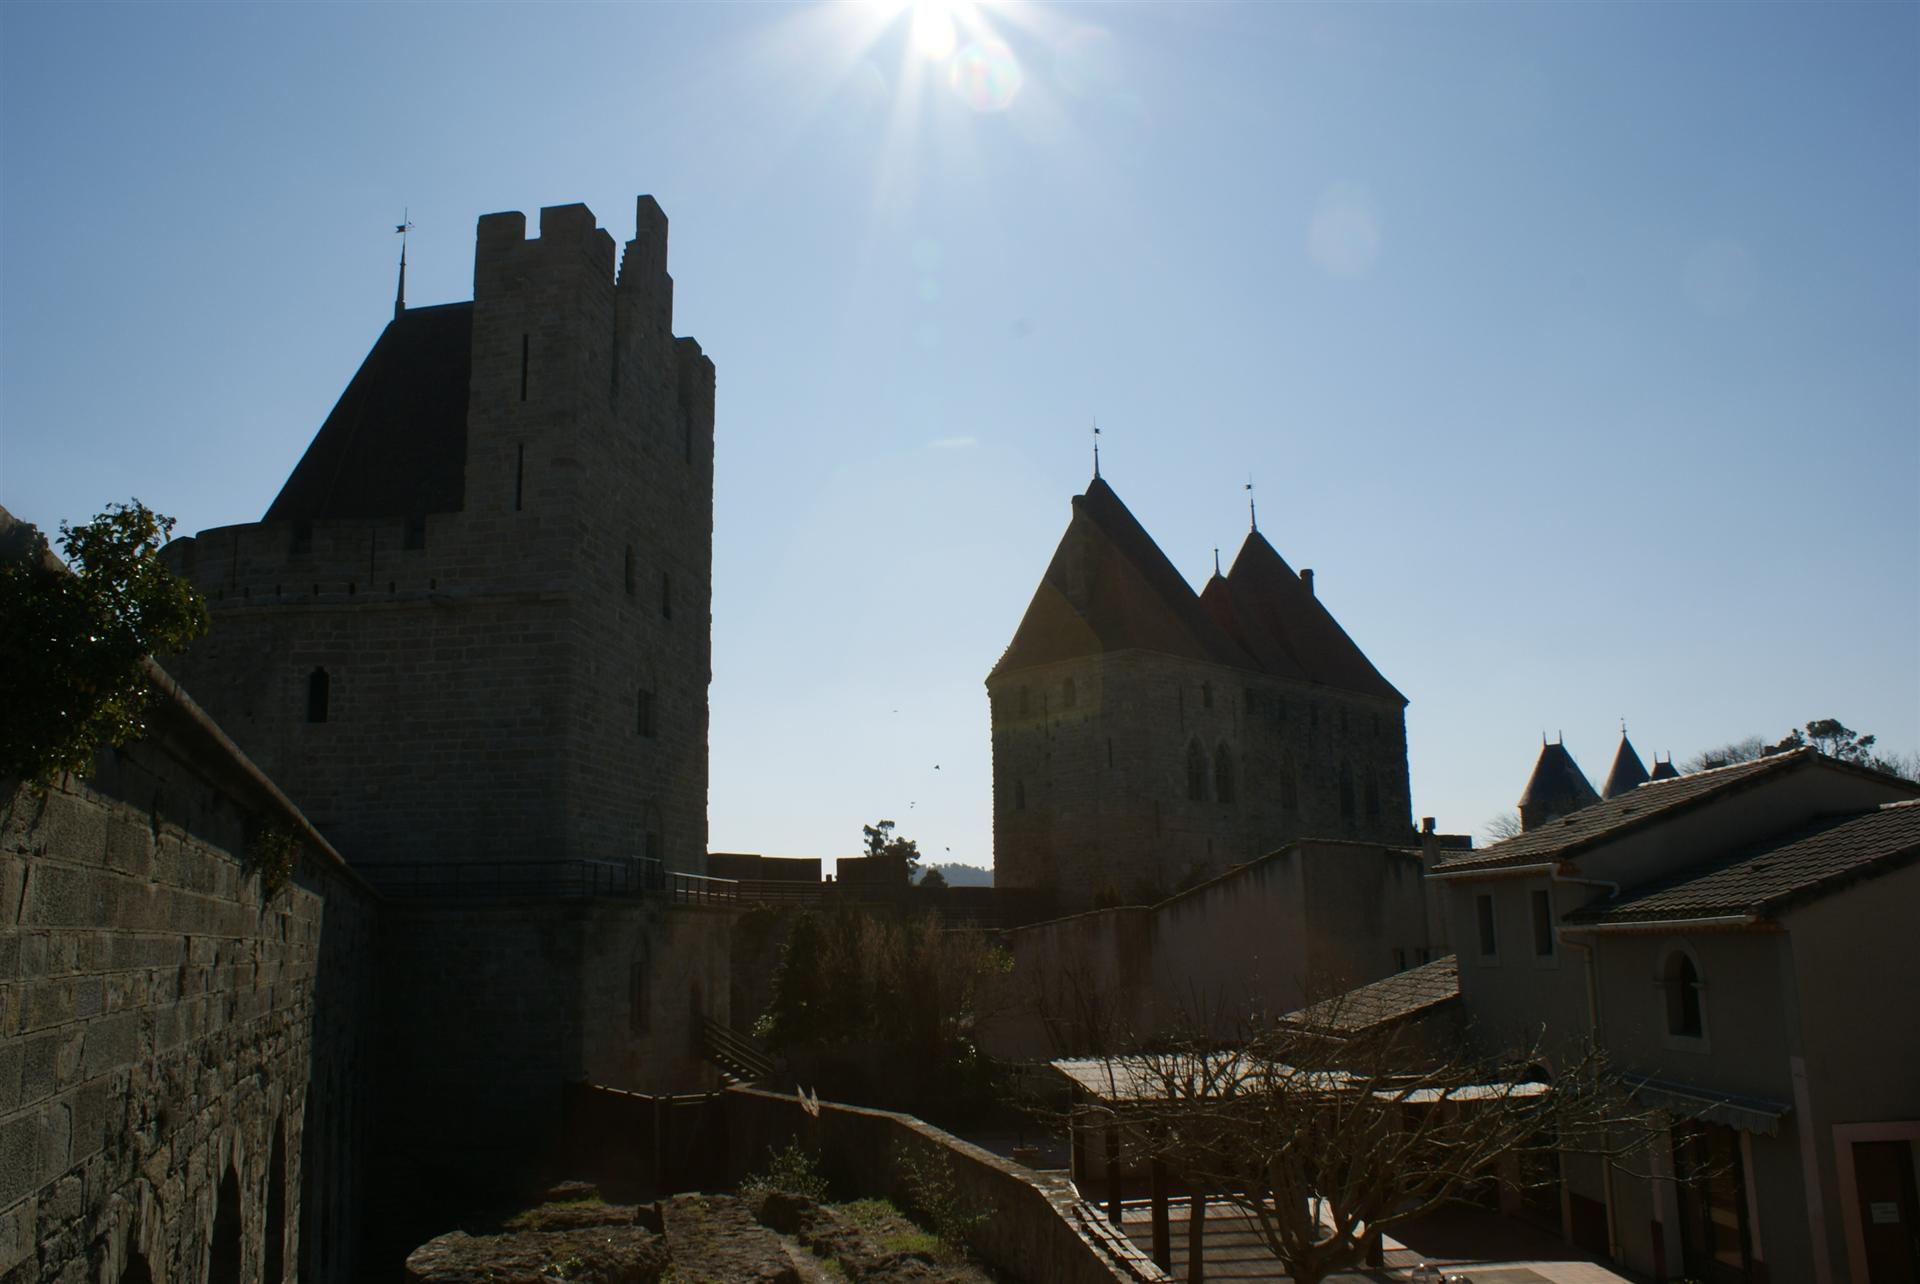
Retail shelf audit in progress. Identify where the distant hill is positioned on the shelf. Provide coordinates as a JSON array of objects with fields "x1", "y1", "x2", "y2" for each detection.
[{"x1": 919, "y1": 862, "x2": 993, "y2": 887}]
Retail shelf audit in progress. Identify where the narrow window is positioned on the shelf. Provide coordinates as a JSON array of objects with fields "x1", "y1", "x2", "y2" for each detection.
[
  {"x1": 1394, "y1": 948, "x2": 1407, "y2": 972},
  {"x1": 1476, "y1": 894, "x2": 1498, "y2": 958},
  {"x1": 306, "y1": 668, "x2": 330, "y2": 723},
  {"x1": 660, "y1": 571, "x2": 672, "y2": 619},
  {"x1": 1339, "y1": 762, "x2": 1356, "y2": 819},
  {"x1": 514, "y1": 443, "x2": 525, "y2": 511},
  {"x1": 1214, "y1": 742, "x2": 1235, "y2": 804},
  {"x1": 1665, "y1": 952, "x2": 1704, "y2": 1037},
  {"x1": 636, "y1": 689, "x2": 655, "y2": 738},
  {"x1": 519, "y1": 333, "x2": 529, "y2": 400},
  {"x1": 1532, "y1": 889, "x2": 1555, "y2": 956},
  {"x1": 624, "y1": 546, "x2": 635, "y2": 595},
  {"x1": 1063, "y1": 677, "x2": 1077, "y2": 708},
  {"x1": 1187, "y1": 739, "x2": 1208, "y2": 802}
]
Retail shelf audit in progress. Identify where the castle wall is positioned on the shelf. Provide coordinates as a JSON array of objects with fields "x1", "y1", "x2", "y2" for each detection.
[
  {"x1": 161, "y1": 198, "x2": 714, "y2": 875},
  {"x1": 0, "y1": 667, "x2": 379, "y2": 1284},
  {"x1": 990, "y1": 651, "x2": 1411, "y2": 908},
  {"x1": 366, "y1": 896, "x2": 733, "y2": 1262},
  {"x1": 989, "y1": 840, "x2": 1434, "y2": 1059}
]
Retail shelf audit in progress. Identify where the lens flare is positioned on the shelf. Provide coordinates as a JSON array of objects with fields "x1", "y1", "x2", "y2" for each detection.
[
  {"x1": 950, "y1": 38, "x2": 1023, "y2": 112},
  {"x1": 912, "y1": 2, "x2": 959, "y2": 61}
]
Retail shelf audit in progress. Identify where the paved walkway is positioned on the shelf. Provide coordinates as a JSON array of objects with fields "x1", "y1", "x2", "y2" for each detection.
[{"x1": 1112, "y1": 1199, "x2": 1640, "y2": 1283}]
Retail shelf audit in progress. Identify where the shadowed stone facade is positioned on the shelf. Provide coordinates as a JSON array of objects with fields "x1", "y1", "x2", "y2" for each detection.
[
  {"x1": 161, "y1": 198, "x2": 714, "y2": 875},
  {"x1": 0, "y1": 657, "x2": 379, "y2": 1284},
  {"x1": 988, "y1": 478, "x2": 1412, "y2": 908}
]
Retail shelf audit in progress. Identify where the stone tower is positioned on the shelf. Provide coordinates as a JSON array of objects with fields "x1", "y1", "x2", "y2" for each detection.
[
  {"x1": 986, "y1": 477, "x2": 1412, "y2": 908},
  {"x1": 162, "y1": 198, "x2": 714, "y2": 874}
]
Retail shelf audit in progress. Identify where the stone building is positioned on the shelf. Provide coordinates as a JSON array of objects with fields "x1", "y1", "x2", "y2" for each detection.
[
  {"x1": 161, "y1": 197, "x2": 714, "y2": 876},
  {"x1": 987, "y1": 475, "x2": 1412, "y2": 908}
]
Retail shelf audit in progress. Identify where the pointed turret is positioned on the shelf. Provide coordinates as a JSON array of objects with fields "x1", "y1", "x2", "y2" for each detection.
[
  {"x1": 1650, "y1": 754, "x2": 1680, "y2": 781},
  {"x1": 1518, "y1": 740, "x2": 1600, "y2": 831},
  {"x1": 1602, "y1": 732, "x2": 1651, "y2": 799},
  {"x1": 990, "y1": 476, "x2": 1251, "y2": 678}
]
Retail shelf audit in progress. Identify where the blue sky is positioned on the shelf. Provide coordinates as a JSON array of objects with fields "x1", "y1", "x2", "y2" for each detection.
[{"x1": 4, "y1": 1, "x2": 1915, "y2": 869}]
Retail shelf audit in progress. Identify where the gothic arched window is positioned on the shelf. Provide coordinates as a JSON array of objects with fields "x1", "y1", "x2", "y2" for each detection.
[
  {"x1": 1215, "y1": 743, "x2": 1235, "y2": 803},
  {"x1": 1187, "y1": 739, "x2": 1208, "y2": 802}
]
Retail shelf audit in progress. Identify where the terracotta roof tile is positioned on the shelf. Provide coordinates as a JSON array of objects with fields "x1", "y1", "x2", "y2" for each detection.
[
  {"x1": 1282, "y1": 955, "x2": 1460, "y2": 1035},
  {"x1": 1567, "y1": 800, "x2": 1920, "y2": 925},
  {"x1": 1435, "y1": 751, "x2": 1812, "y2": 873}
]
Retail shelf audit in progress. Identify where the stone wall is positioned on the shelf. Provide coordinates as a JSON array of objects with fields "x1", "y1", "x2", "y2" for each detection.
[
  {"x1": 161, "y1": 197, "x2": 714, "y2": 876},
  {"x1": 987, "y1": 839, "x2": 1437, "y2": 1059},
  {"x1": 0, "y1": 664, "x2": 379, "y2": 1283},
  {"x1": 989, "y1": 651, "x2": 1411, "y2": 908},
  {"x1": 367, "y1": 896, "x2": 735, "y2": 1263}
]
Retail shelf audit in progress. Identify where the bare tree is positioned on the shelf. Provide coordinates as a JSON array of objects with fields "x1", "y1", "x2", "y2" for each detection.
[
  {"x1": 1094, "y1": 1000, "x2": 1663, "y2": 1284},
  {"x1": 1481, "y1": 810, "x2": 1523, "y2": 843}
]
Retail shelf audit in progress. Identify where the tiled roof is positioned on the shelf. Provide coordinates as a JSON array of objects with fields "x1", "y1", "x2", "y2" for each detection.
[
  {"x1": 1205, "y1": 530, "x2": 1405, "y2": 703},
  {"x1": 991, "y1": 477, "x2": 1254, "y2": 677},
  {"x1": 991, "y1": 481, "x2": 1404, "y2": 705},
  {"x1": 1281, "y1": 955, "x2": 1460, "y2": 1035},
  {"x1": 265, "y1": 302, "x2": 473, "y2": 523},
  {"x1": 1567, "y1": 800, "x2": 1920, "y2": 925},
  {"x1": 1434, "y1": 750, "x2": 1812, "y2": 872}
]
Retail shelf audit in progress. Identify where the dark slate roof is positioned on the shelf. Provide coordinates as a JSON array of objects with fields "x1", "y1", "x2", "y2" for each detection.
[
  {"x1": 1437, "y1": 750, "x2": 1815, "y2": 873},
  {"x1": 1602, "y1": 734, "x2": 1651, "y2": 799},
  {"x1": 1206, "y1": 530, "x2": 1405, "y2": 702},
  {"x1": 264, "y1": 302, "x2": 473, "y2": 523},
  {"x1": 1567, "y1": 801, "x2": 1920, "y2": 925},
  {"x1": 1517, "y1": 741, "x2": 1600, "y2": 817},
  {"x1": 1281, "y1": 955, "x2": 1460, "y2": 1035},
  {"x1": 991, "y1": 477, "x2": 1254, "y2": 677}
]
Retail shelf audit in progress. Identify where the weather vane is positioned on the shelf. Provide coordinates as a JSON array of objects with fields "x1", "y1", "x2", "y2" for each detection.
[
  {"x1": 1246, "y1": 474, "x2": 1257, "y2": 532},
  {"x1": 394, "y1": 209, "x2": 414, "y2": 319},
  {"x1": 1092, "y1": 417, "x2": 1101, "y2": 479}
]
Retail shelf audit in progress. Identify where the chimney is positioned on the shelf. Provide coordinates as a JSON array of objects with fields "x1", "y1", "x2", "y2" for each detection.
[{"x1": 1300, "y1": 568, "x2": 1314, "y2": 596}]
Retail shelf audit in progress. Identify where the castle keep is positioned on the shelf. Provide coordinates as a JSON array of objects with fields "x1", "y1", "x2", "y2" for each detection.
[
  {"x1": 988, "y1": 477, "x2": 1412, "y2": 907},
  {"x1": 162, "y1": 198, "x2": 714, "y2": 876}
]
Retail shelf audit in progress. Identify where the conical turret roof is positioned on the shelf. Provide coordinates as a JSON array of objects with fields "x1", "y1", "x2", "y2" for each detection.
[
  {"x1": 1649, "y1": 757, "x2": 1680, "y2": 781},
  {"x1": 990, "y1": 477, "x2": 1252, "y2": 678},
  {"x1": 1518, "y1": 741, "x2": 1600, "y2": 828},
  {"x1": 1602, "y1": 733, "x2": 1651, "y2": 799}
]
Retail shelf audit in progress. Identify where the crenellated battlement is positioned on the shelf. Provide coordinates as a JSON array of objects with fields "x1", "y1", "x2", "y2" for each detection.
[{"x1": 161, "y1": 193, "x2": 714, "y2": 876}]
